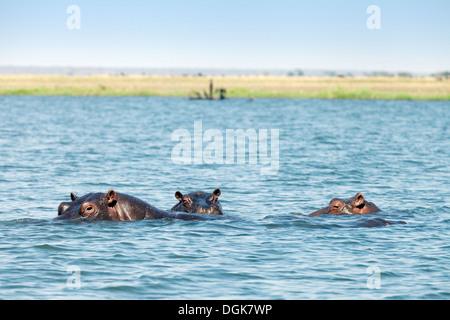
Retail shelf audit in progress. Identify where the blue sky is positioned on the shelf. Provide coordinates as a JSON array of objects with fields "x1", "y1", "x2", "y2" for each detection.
[{"x1": 1, "y1": 0, "x2": 449, "y2": 72}]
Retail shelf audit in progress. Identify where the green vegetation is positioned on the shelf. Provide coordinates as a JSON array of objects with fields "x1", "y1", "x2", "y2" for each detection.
[
  {"x1": 0, "y1": 75, "x2": 449, "y2": 100},
  {"x1": 227, "y1": 87, "x2": 450, "y2": 100}
]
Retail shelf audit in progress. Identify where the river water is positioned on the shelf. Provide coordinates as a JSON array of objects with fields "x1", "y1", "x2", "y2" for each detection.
[{"x1": 0, "y1": 96, "x2": 449, "y2": 299}]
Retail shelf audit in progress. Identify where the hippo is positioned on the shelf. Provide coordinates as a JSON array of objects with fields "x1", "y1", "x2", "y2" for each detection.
[
  {"x1": 355, "y1": 217, "x2": 406, "y2": 228},
  {"x1": 171, "y1": 188, "x2": 223, "y2": 215},
  {"x1": 55, "y1": 189, "x2": 218, "y2": 221},
  {"x1": 309, "y1": 192, "x2": 381, "y2": 217}
]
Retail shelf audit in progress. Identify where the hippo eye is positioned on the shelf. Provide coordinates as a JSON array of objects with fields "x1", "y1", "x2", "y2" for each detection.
[
  {"x1": 182, "y1": 196, "x2": 193, "y2": 207},
  {"x1": 81, "y1": 203, "x2": 96, "y2": 216},
  {"x1": 330, "y1": 200, "x2": 342, "y2": 210}
]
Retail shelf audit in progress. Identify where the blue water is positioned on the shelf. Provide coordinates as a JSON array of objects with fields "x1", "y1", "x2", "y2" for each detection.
[{"x1": 0, "y1": 96, "x2": 449, "y2": 299}]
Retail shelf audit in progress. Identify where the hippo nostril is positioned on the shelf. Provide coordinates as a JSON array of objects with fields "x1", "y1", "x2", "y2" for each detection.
[{"x1": 58, "y1": 203, "x2": 70, "y2": 216}]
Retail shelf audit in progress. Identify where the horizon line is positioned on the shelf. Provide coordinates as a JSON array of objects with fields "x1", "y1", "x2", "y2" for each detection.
[{"x1": 0, "y1": 65, "x2": 447, "y2": 76}]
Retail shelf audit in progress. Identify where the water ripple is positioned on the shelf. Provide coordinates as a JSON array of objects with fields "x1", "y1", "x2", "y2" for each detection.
[{"x1": 0, "y1": 96, "x2": 449, "y2": 299}]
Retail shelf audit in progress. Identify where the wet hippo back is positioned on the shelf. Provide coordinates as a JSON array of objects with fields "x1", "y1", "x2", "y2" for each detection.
[{"x1": 354, "y1": 217, "x2": 407, "y2": 228}]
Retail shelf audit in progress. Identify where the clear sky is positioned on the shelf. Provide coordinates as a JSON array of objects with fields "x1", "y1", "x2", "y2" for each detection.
[{"x1": 1, "y1": 0, "x2": 449, "y2": 73}]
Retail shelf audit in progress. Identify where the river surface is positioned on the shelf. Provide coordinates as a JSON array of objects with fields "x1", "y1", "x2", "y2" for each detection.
[{"x1": 0, "y1": 96, "x2": 449, "y2": 299}]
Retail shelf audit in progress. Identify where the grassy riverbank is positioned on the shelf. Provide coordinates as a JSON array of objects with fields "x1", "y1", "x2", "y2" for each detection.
[{"x1": 1, "y1": 75, "x2": 449, "y2": 100}]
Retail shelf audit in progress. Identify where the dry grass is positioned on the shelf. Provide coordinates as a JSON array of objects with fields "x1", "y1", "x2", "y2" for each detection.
[{"x1": 0, "y1": 74, "x2": 449, "y2": 100}]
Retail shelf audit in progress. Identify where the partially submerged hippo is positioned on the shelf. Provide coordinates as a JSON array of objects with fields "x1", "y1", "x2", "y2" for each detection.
[
  {"x1": 171, "y1": 188, "x2": 223, "y2": 215},
  {"x1": 309, "y1": 192, "x2": 381, "y2": 217},
  {"x1": 55, "y1": 190, "x2": 217, "y2": 221}
]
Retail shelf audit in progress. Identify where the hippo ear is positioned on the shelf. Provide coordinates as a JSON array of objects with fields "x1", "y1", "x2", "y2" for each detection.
[
  {"x1": 70, "y1": 192, "x2": 78, "y2": 201},
  {"x1": 175, "y1": 191, "x2": 183, "y2": 202},
  {"x1": 354, "y1": 193, "x2": 365, "y2": 207},
  {"x1": 106, "y1": 189, "x2": 117, "y2": 207},
  {"x1": 212, "y1": 188, "x2": 221, "y2": 201}
]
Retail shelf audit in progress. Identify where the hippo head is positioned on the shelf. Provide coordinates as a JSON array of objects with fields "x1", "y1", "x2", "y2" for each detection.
[
  {"x1": 56, "y1": 190, "x2": 121, "y2": 221},
  {"x1": 309, "y1": 192, "x2": 381, "y2": 216},
  {"x1": 171, "y1": 189, "x2": 223, "y2": 215}
]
